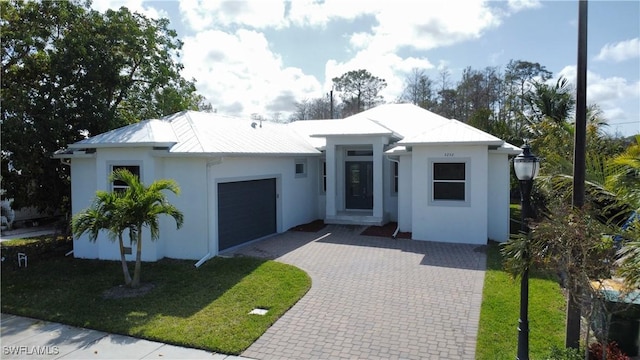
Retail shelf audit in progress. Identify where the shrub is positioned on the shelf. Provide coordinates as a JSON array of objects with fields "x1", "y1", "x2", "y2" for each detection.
[
  {"x1": 588, "y1": 341, "x2": 631, "y2": 360},
  {"x1": 545, "y1": 345, "x2": 583, "y2": 360}
]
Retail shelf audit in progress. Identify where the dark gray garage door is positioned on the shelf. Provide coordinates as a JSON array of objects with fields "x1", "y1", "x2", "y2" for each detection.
[{"x1": 218, "y1": 178, "x2": 276, "y2": 251}]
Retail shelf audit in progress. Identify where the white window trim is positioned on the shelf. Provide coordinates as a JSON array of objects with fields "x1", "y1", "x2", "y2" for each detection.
[
  {"x1": 295, "y1": 158, "x2": 307, "y2": 178},
  {"x1": 428, "y1": 158, "x2": 470, "y2": 207},
  {"x1": 390, "y1": 161, "x2": 399, "y2": 197},
  {"x1": 108, "y1": 162, "x2": 142, "y2": 192},
  {"x1": 319, "y1": 160, "x2": 327, "y2": 194}
]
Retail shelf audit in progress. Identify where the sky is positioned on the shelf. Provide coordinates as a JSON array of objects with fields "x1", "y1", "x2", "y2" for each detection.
[{"x1": 91, "y1": 0, "x2": 640, "y2": 137}]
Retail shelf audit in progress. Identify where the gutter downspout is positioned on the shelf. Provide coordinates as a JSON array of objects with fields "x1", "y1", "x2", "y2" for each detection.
[
  {"x1": 195, "y1": 157, "x2": 224, "y2": 268},
  {"x1": 386, "y1": 156, "x2": 401, "y2": 239},
  {"x1": 195, "y1": 253, "x2": 211, "y2": 268}
]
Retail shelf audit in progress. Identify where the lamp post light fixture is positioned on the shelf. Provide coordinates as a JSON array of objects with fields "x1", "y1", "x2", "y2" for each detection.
[{"x1": 513, "y1": 143, "x2": 540, "y2": 360}]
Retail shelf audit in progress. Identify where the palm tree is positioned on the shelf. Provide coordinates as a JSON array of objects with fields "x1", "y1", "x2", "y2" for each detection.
[
  {"x1": 111, "y1": 169, "x2": 183, "y2": 288},
  {"x1": 609, "y1": 136, "x2": 640, "y2": 289},
  {"x1": 525, "y1": 76, "x2": 575, "y2": 125},
  {"x1": 606, "y1": 135, "x2": 640, "y2": 208},
  {"x1": 72, "y1": 189, "x2": 133, "y2": 286}
]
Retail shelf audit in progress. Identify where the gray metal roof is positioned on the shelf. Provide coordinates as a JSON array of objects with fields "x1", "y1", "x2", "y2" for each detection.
[
  {"x1": 68, "y1": 111, "x2": 321, "y2": 156},
  {"x1": 62, "y1": 104, "x2": 517, "y2": 157}
]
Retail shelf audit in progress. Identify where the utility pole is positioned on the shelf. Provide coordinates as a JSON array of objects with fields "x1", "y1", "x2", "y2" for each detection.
[
  {"x1": 329, "y1": 89, "x2": 334, "y2": 119},
  {"x1": 566, "y1": 0, "x2": 588, "y2": 349}
]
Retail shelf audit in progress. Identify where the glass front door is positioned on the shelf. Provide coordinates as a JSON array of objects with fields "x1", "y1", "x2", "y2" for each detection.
[{"x1": 345, "y1": 161, "x2": 373, "y2": 210}]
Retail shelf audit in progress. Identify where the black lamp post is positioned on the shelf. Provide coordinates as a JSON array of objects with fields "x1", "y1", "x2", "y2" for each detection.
[{"x1": 513, "y1": 143, "x2": 540, "y2": 360}]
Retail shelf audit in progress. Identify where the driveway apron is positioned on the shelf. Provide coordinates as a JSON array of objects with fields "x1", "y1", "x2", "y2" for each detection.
[{"x1": 232, "y1": 225, "x2": 487, "y2": 360}]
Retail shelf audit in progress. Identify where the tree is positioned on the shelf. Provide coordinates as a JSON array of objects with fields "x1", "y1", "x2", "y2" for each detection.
[
  {"x1": 437, "y1": 89, "x2": 458, "y2": 119},
  {"x1": 72, "y1": 188, "x2": 134, "y2": 286},
  {"x1": 400, "y1": 68, "x2": 436, "y2": 110},
  {"x1": 71, "y1": 169, "x2": 183, "y2": 288},
  {"x1": 501, "y1": 60, "x2": 553, "y2": 140},
  {"x1": 608, "y1": 136, "x2": 640, "y2": 290},
  {"x1": 455, "y1": 66, "x2": 502, "y2": 123},
  {"x1": 1, "y1": 0, "x2": 204, "y2": 216},
  {"x1": 502, "y1": 203, "x2": 623, "y2": 360},
  {"x1": 291, "y1": 95, "x2": 333, "y2": 121},
  {"x1": 110, "y1": 169, "x2": 183, "y2": 288},
  {"x1": 332, "y1": 69, "x2": 387, "y2": 115},
  {"x1": 525, "y1": 77, "x2": 575, "y2": 125}
]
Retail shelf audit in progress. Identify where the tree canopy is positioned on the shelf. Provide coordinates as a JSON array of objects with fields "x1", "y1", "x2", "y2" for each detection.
[
  {"x1": 332, "y1": 69, "x2": 387, "y2": 116},
  {"x1": 1, "y1": 0, "x2": 206, "y2": 214}
]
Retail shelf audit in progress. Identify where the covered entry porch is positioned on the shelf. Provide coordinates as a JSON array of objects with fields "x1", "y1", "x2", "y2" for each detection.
[{"x1": 323, "y1": 135, "x2": 390, "y2": 226}]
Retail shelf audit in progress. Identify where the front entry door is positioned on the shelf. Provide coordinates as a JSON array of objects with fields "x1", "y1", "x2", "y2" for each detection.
[{"x1": 345, "y1": 161, "x2": 373, "y2": 209}]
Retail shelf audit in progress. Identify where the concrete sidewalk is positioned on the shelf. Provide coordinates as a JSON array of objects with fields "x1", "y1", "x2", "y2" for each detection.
[
  {"x1": 1, "y1": 314, "x2": 251, "y2": 359},
  {"x1": 0, "y1": 226, "x2": 57, "y2": 241}
]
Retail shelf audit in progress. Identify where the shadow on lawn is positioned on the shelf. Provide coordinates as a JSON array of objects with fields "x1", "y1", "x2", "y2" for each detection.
[{"x1": 1, "y1": 255, "x2": 268, "y2": 327}]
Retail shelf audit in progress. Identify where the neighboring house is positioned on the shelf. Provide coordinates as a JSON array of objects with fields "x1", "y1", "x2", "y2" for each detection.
[{"x1": 54, "y1": 103, "x2": 520, "y2": 263}]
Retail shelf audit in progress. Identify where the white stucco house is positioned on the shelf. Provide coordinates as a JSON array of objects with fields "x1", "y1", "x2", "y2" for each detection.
[{"x1": 55, "y1": 103, "x2": 521, "y2": 263}]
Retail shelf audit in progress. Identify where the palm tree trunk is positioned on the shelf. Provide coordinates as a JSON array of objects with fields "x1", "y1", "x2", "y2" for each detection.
[
  {"x1": 118, "y1": 234, "x2": 132, "y2": 286},
  {"x1": 131, "y1": 228, "x2": 143, "y2": 288}
]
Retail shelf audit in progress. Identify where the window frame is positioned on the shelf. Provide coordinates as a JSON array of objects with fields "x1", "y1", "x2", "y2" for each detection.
[
  {"x1": 391, "y1": 161, "x2": 399, "y2": 196},
  {"x1": 109, "y1": 163, "x2": 141, "y2": 193},
  {"x1": 295, "y1": 158, "x2": 307, "y2": 178},
  {"x1": 320, "y1": 160, "x2": 327, "y2": 193},
  {"x1": 429, "y1": 159, "x2": 470, "y2": 206}
]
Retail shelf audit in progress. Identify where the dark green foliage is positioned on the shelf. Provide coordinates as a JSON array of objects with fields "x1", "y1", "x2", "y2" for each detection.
[
  {"x1": 1, "y1": 255, "x2": 311, "y2": 354},
  {"x1": 1, "y1": 0, "x2": 204, "y2": 215},
  {"x1": 332, "y1": 69, "x2": 387, "y2": 115},
  {"x1": 545, "y1": 345, "x2": 584, "y2": 360},
  {"x1": 0, "y1": 235, "x2": 72, "y2": 270}
]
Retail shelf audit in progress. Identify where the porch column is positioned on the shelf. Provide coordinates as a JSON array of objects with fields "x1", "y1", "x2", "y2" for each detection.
[
  {"x1": 373, "y1": 139, "x2": 384, "y2": 219},
  {"x1": 325, "y1": 141, "x2": 337, "y2": 218}
]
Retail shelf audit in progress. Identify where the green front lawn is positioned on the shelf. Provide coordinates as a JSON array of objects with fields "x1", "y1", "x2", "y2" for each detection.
[
  {"x1": 1, "y1": 254, "x2": 311, "y2": 355},
  {"x1": 476, "y1": 204, "x2": 567, "y2": 359}
]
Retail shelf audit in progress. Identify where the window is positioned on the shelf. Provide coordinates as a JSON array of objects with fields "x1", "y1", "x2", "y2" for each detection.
[
  {"x1": 111, "y1": 165, "x2": 140, "y2": 192},
  {"x1": 391, "y1": 161, "x2": 399, "y2": 194},
  {"x1": 295, "y1": 159, "x2": 307, "y2": 178},
  {"x1": 347, "y1": 149, "x2": 373, "y2": 157},
  {"x1": 321, "y1": 161, "x2": 327, "y2": 193},
  {"x1": 432, "y1": 162, "x2": 465, "y2": 201}
]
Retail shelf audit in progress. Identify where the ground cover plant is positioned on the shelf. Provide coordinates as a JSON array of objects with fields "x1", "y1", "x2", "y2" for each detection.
[{"x1": 1, "y1": 253, "x2": 311, "y2": 355}]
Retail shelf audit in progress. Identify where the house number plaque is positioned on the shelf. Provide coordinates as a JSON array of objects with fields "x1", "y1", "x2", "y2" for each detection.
[{"x1": 444, "y1": 153, "x2": 454, "y2": 157}]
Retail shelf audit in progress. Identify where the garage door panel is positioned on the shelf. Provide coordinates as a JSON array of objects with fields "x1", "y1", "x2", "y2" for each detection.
[{"x1": 218, "y1": 178, "x2": 276, "y2": 251}]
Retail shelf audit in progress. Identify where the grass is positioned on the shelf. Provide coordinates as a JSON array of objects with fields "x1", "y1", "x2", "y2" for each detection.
[
  {"x1": 1, "y1": 253, "x2": 311, "y2": 355},
  {"x1": 476, "y1": 204, "x2": 567, "y2": 359}
]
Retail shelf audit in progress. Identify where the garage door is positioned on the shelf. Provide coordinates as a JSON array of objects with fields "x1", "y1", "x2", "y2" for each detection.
[{"x1": 218, "y1": 178, "x2": 276, "y2": 251}]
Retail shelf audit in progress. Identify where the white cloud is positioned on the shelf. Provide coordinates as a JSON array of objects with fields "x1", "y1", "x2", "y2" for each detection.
[
  {"x1": 558, "y1": 65, "x2": 639, "y2": 102},
  {"x1": 595, "y1": 38, "x2": 640, "y2": 63},
  {"x1": 181, "y1": 29, "x2": 322, "y2": 117},
  {"x1": 322, "y1": 1, "x2": 503, "y2": 103},
  {"x1": 288, "y1": 0, "x2": 375, "y2": 27},
  {"x1": 365, "y1": 1, "x2": 502, "y2": 53},
  {"x1": 557, "y1": 65, "x2": 640, "y2": 129},
  {"x1": 179, "y1": 0, "x2": 286, "y2": 31},
  {"x1": 507, "y1": 0, "x2": 542, "y2": 13}
]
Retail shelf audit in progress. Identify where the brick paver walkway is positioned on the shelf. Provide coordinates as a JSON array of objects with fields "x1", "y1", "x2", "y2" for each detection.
[{"x1": 233, "y1": 225, "x2": 487, "y2": 360}]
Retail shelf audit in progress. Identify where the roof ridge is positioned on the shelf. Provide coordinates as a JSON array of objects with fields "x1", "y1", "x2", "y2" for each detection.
[
  {"x1": 365, "y1": 116, "x2": 403, "y2": 140},
  {"x1": 449, "y1": 119, "x2": 503, "y2": 141},
  {"x1": 183, "y1": 111, "x2": 206, "y2": 152},
  {"x1": 163, "y1": 115, "x2": 181, "y2": 148}
]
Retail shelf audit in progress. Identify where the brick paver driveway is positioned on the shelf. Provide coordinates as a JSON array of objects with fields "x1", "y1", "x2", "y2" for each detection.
[{"x1": 232, "y1": 225, "x2": 487, "y2": 360}]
